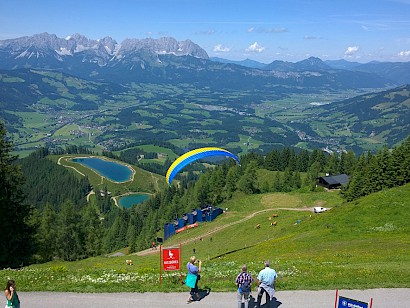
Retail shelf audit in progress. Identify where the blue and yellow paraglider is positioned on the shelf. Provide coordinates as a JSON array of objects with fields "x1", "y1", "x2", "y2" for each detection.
[{"x1": 166, "y1": 147, "x2": 240, "y2": 186}]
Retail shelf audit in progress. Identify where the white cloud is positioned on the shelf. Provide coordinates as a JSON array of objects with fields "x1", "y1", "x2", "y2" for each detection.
[
  {"x1": 246, "y1": 42, "x2": 265, "y2": 53},
  {"x1": 196, "y1": 29, "x2": 216, "y2": 35},
  {"x1": 344, "y1": 46, "x2": 359, "y2": 56},
  {"x1": 213, "y1": 44, "x2": 231, "y2": 52},
  {"x1": 398, "y1": 50, "x2": 410, "y2": 57},
  {"x1": 262, "y1": 27, "x2": 287, "y2": 33},
  {"x1": 249, "y1": 27, "x2": 287, "y2": 34},
  {"x1": 304, "y1": 35, "x2": 318, "y2": 40}
]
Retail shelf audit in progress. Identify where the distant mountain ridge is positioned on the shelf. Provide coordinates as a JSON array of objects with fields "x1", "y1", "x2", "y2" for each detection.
[
  {"x1": 0, "y1": 32, "x2": 208, "y2": 67},
  {"x1": 213, "y1": 56, "x2": 410, "y2": 85},
  {"x1": 0, "y1": 32, "x2": 400, "y2": 90}
]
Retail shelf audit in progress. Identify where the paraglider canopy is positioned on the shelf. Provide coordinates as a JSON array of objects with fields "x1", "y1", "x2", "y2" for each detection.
[{"x1": 165, "y1": 147, "x2": 240, "y2": 186}]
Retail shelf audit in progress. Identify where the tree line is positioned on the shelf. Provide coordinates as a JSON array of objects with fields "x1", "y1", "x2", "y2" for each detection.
[{"x1": 1, "y1": 119, "x2": 409, "y2": 268}]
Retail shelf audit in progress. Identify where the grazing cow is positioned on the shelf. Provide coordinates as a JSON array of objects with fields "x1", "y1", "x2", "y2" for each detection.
[
  {"x1": 271, "y1": 221, "x2": 277, "y2": 226},
  {"x1": 126, "y1": 259, "x2": 133, "y2": 266},
  {"x1": 272, "y1": 214, "x2": 279, "y2": 218},
  {"x1": 256, "y1": 224, "x2": 261, "y2": 229}
]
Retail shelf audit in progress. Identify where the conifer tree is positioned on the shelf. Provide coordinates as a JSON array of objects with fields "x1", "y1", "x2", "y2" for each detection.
[
  {"x1": 225, "y1": 166, "x2": 240, "y2": 198},
  {"x1": 238, "y1": 161, "x2": 259, "y2": 194},
  {"x1": 81, "y1": 204, "x2": 103, "y2": 257},
  {"x1": 390, "y1": 136, "x2": 410, "y2": 186},
  {"x1": 0, "y1": 122, "x2": 35, "y2": 268},
  {"x1": 57, "y1": 200, "x2": 84, "y2": 261},
  {"x1": 37, "y1": 203, "x2": 58, "y2": 261},
  {"x1": 325, "y1": 153, "x2": 340, "y2": 175},
  {"x1": 340, "y1": 150, "x2": 356, "y2": 175},
  {"x1": 264, "y1": 149, "x2": 280, "y2": 171},
  {"x1": 304, "y1": 161, "x2": 320, "y2": 191},
  {"x1": 272, "y1": 172, "x2": 282, "y2": 192},
  {"x1": 342, "y1": 154, "x2": 368, "y2": 201},
  {"x1": 209, "y1": 168, "x2": 226, "y2": 204},
  {"x1": 296, "y1": 149, "x2": 310, "y2": 172}
]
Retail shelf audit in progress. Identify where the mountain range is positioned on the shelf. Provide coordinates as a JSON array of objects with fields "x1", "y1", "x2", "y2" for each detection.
[
  {"x1": 0, "y1": 33, "x2": 409, "y2": 155},
  {"x1": 1, "y1": 33, "x2": 408, "y2": 89},
  {"x1": 211, "y1": 57, "x2": 410, "y2": 86}
]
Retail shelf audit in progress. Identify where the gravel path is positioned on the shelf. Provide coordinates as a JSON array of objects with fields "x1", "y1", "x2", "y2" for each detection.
[{"x1": 17, "y1": 289, "x2": 409, "y2": 307}]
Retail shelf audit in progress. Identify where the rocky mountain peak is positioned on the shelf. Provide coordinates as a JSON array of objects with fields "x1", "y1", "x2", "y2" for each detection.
[
  {"x1": 119, "y1": 36, "x2": 208, "y2": 59},
  {"x1": 295, "y1": 56, "x2": 330, "y2": 70}
]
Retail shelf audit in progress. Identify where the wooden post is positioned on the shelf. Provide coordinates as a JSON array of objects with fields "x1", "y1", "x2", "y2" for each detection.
[
  {"x1": 159, "y1": 245, "x2": 162, "y2": 285},
  {"x1": 334, "y1": 289, "x2": 338, "y2": 308},
  {"x1": 179, "y1": 243, "x2": 183, "y2": 284}
]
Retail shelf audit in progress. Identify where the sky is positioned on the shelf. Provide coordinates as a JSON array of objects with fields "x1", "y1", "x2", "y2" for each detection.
[{"x1": 1, "y1": 0, "x2": 410, "y2": 63}]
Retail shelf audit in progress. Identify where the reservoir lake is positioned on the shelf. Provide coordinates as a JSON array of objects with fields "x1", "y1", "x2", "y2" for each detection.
[
  {"x1": 71, "y1": 157, "x2": 133, "y2": 182},
  {"x1": 118, "y1": 194, "x2": 150, "y2": 208}
]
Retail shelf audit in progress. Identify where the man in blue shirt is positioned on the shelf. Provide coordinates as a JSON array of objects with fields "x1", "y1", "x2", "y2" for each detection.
[{"x1": 255, "y1": 260, "x2": 277, "y2": 308}]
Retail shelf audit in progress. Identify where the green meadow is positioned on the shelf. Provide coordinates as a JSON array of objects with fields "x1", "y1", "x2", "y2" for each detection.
[{"x1": 1, "y1": 183, "x2": 409, "y2": 293}]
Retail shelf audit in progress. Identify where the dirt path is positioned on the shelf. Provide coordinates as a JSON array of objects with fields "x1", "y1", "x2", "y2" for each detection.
[
  {"x1": 136, "y1": 207, "x2": 314, "y2": 256},
  {"x1": 57, "y1": 156, "x2": 86, "y2": 176},
  {"x1": 151, "y1": 172, "x2": 160, "y2": 191}
]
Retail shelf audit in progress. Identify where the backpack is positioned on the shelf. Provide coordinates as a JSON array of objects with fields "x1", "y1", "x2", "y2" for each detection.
[{"x1": 240, "y1": 280, "x2": 251, "y2": 292}]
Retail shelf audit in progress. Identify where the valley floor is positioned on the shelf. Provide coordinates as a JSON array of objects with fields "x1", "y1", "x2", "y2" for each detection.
[{"x1": 19, "y1": 288, "x2": 409, "y2": 307}]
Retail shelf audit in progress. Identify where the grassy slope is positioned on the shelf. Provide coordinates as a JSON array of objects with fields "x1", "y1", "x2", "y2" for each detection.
[{"x1": 1, "y1": 184, "x2": 409, "y2": 292}]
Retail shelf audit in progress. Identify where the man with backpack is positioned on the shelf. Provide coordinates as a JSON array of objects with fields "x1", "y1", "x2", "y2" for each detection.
[{"x1": 235, "y1": 264, "x2": 253, "y2": 308}]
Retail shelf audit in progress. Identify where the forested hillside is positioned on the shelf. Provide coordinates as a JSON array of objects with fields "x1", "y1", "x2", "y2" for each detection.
[
  {"x1": 20, "y1": 148, "x2": 91, "y2": 211},
  {"x1": 1, "y1": 119, "x2": 410, "y2": 268}
]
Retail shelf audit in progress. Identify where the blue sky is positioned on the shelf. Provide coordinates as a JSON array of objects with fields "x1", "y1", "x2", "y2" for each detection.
[{"x1": 1, "y1": 0, "x2": 410, "y2": 63}]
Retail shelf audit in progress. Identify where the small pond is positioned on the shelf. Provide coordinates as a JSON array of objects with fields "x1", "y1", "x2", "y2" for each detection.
[
  {"x1": 118, "y1": 194, "x2": 150, "y2": 208},
  {"x1": 71, "y1": 157, "x2": 133, "y2": 182}
]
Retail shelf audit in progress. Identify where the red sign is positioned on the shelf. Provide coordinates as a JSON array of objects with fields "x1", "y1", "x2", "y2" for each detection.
[{"x1": 162, "y1": 247, "x2": 180, "y2": 271}]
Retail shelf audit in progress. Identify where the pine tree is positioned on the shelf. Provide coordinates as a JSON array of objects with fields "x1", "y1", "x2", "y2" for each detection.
[
  {"x1": 390, "y1": 136, "x2": 410, "y2": 186},
  {"x1": 264, "y1": 149, "x2": 280, "y2": 171},
  {"x1": 194, "y1": 174, "x2": 212, "y2": 205},
  {"x1": 238, "y1": 161, "x2": 259, "y2": 194},
  {"x1": 326, "y1": 153, "x2": 340, "y2": 175},
  {"x1": 342, "y1": 154, "x2": 367, "y2": 201},
  {"x1": 340, "y1": 150, "x2": 356, "y2": 175},
  {"x1": 37, "y1": 203, "x2": 58, "y2": 261},
  {"x1": 56, "y1": 200, "x2": 84, "y2": 261},
  {"x1": 81, "y1": 204, "x2": 104, "y2": 257},
  {"x1": 209, "y1": 168, "x2": 226, "y2": 204},
  {"x1": 296, "y1": 149, "x2": 310, "y2": 172},
  {"x1": 304, "y1": 161, "x2": 320, "y2": 191},
  {"x1": 272, "y1": 172, "x2": 282, "y2": 192},
  {"x1": 225, "y1": 166, "x2": 240, "y2": 198},
  {"x1": 0, "y1": 122, "x2": 36, "y2": 268}
]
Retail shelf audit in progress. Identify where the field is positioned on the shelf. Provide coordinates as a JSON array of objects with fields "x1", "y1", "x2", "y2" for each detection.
[
  {"x1": 6, "y1": 68, "x2": 397, "y2": 158},
  {"x1": 1, "y1": 183, "x2": 409, "y2": 293}
]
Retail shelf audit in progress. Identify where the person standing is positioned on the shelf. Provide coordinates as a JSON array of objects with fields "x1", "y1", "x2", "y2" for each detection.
[
  {"x1": 235, "y1": 264, "x2": 253, "y2": 308},
  {"x1": 4, "y1": 280, "x2": 20, "y2": 308},
  {"x1": 186, "y1": 256, "x2": 202, "y2": 303},
  {"x1": 255, "y1": 260, "x2": 277, "y2": 308}
]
